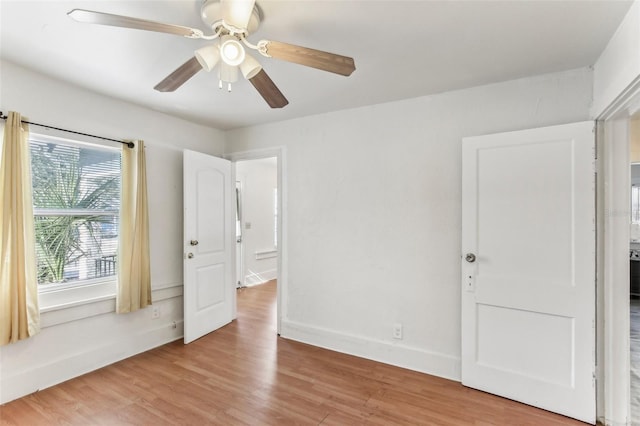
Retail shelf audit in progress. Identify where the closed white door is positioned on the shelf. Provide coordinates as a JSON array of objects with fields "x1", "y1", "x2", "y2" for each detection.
[
  {"x1": 183, "y1": 150, "x2": 235, "y2": 344},
  {"x1": 461, "y1": 122, "x2": 595, "y2": 423}
]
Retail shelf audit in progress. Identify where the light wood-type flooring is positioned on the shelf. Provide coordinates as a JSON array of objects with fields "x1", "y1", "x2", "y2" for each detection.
[{"x1": 1, "y1": 280, "x2": 587, "y2": 425}]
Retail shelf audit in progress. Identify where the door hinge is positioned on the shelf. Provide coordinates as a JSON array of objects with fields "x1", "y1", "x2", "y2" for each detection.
[{"x1": 592, "y1": 158, "x2": 599, "y2": 173}]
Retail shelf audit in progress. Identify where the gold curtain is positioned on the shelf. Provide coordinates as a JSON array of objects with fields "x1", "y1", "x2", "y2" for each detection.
[
  {"x1": 117, "y1": 140, "x2": 151, "y2": 313},
  {"x1": 0, "y1": 112, "x2": 39, "y2": 345}
]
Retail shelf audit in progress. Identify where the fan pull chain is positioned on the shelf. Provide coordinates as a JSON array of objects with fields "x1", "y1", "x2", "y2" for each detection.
[{"x1": 217, "y1": 80, "x2": 233, "y2": 92}]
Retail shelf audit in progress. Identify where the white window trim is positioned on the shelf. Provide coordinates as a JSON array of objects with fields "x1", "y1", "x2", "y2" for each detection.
[
  {"x1": 29, "y1": 130, "x2": 122, "y2": 314},
  {"x1": 39, "y1": 279, "x2": 116, "y2": 313}
]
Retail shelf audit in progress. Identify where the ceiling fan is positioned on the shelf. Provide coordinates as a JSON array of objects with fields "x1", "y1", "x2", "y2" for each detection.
[{"x1": 67, "y1": 0, "x2": 356, "y2": 109}]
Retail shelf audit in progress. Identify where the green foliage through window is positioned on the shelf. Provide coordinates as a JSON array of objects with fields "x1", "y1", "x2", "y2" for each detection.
[{"x1": 30, "y1": 138, "x2": 121, "y2": 284}]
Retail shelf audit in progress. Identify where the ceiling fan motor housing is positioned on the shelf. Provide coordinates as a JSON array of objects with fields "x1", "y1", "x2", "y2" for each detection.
[{"x1": 201, "y1": 0, "x2": 262, "y2": 34}]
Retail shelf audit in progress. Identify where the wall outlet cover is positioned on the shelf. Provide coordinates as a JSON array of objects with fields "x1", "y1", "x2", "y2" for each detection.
[{"x1": 393, "y1": 323, "x2": 403, "y2": 339}]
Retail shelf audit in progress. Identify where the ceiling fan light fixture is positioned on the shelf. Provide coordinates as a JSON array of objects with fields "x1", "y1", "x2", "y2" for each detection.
[
  {"x1": 240, "y1": 54, "x2": 262, "y2": 80},
  {"x1": 194, "y1": 44, "x2": 220, "y2": 72},
  {"x1": 218, "y1": 61, "x2": 239, "y2": 84},
  {"x1": 220, "y1": 35, "x2": 245, "y2": 66}
]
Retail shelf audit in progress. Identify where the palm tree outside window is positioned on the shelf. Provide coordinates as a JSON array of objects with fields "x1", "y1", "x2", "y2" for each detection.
[{"x1": 29, "y1": 136, "x2": 121, "y2": 286}]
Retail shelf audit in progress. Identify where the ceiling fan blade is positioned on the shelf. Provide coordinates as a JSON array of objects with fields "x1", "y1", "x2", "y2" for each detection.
[
  {"x1": 248, "y1": 69, "x2": 289, "y2": 108},
  {"x1": 68, "y1": 9, "x2": 202, "y2": 38},
  {"x1": 154, "y1": 57, "x2": 203, "y2": 92},
  {"x1": 220, "y1": 0, "x2": 256, "y2": 30},
  {"x1": 262, "y1": 41, "x2": 355, "y2": 77}
]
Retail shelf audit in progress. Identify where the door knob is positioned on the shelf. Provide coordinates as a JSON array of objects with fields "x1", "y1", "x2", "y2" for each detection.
[
  {"x1": 465, "y1": 253, "x2": 476, "y2": 263},
  {"x1": 190, "y1": 240, "x2": 199, "y2": 246},
  {"x1": 187, "y1": 253, "x2": 194, "y2": 259}
]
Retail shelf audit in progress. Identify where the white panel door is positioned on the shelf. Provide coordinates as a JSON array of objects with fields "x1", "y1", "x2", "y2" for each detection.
[
  {"x1": 183, "y1": 150, "x2": 235, "y2": 344},
  {"x1": 461, "y1": 122, "x2": 595, "y2": 423}
]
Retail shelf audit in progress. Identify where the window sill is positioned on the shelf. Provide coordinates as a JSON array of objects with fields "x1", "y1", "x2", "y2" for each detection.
[
  {"x1": 37, "y1": 281, "x2": 184, "y2": 329},
  {"x1": 38, "y1": 280, "x2": 117, "y2": 328},
  {"x1": 39, "y1": 280, "x2": 116, "y2": 313}
]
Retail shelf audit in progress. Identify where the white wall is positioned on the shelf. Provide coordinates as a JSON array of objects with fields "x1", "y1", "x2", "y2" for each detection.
[
  {"x1": 592, "y1": 0, "x2": 640, "y2": 117},
  {"x1": 236, "y1": 158, "x2": 278, "y2": 286},
  {"x1": 225, "y1": 67, "x2": 594, "y2": 380},
  {"x1": 0, "y1": 60, "x2": 225, "y2": 403}
]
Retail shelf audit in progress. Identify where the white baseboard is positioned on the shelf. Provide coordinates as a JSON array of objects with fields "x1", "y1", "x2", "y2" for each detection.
[
  {"x1": 244, "y1": 268, "x2": 277, "y2": 286},
  {"x1": 0, "y1": 319, "x2": 184, "y2": 404},
  {"x1": 280, "y1": 319, "x2": 461, "y2": 382}
]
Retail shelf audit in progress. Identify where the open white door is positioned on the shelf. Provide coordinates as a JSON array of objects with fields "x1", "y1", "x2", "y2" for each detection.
[
  {"x1": 183, "y1": 150, "x2": 235, "y2": 344},
  {"x1": 461, "y1": 122, "x2": 596, "y2": 423}
]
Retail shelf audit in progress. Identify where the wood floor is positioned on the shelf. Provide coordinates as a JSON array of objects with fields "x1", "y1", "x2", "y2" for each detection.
[{"x1": 0, "y1": 280, "x2": 587, "y2": 425}]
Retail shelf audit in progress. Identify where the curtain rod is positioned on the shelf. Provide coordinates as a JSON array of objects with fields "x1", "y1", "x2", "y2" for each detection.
[{"x1": 0, "y1": 112, "x2": 134, "y2": 148}]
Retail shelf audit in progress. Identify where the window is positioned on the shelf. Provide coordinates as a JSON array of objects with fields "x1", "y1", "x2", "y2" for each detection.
[{"x1": 30, "y1": 136, "x2": 121, "y2": 288}]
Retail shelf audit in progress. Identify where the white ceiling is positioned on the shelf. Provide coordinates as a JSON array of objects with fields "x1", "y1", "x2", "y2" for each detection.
[{"x1": 0, "y1": 0, "x2": 633, "y2": 130}]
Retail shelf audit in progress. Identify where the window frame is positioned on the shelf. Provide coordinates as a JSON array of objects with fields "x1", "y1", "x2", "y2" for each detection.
[{"x1": 27, "y1": 131, "x2": 123, "y2": 312}]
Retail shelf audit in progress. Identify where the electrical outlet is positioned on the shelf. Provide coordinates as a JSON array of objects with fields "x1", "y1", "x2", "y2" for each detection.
[
  {"x1": 151, "y1": 306, "x2": 160, "y2": 319},
  {"x1": 393, "y1": 323, "x2": 403, "y2": 339}
]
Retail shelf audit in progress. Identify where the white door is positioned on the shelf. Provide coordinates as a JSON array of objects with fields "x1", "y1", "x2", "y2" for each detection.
[
  {"x1": 461, "y1": 122, "x2": 595, "y2": 423},
  {"x1": 183, "y1": 150, "x2": 235, "y2": 344}
]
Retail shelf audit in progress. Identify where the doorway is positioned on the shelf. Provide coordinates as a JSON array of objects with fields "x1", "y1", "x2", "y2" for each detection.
[
  {"x1": 630, "y1": 118, "x2": 640, "y2": 424},
  {"x1": 226, "y1": 147, "x2": 286, "y2": 335},
  {"x1": 598, "y1": 84, "x2": 640, "y2": 424},
  {"x1": 235, "y1": 157, "x2": 278, "y2": 288}
]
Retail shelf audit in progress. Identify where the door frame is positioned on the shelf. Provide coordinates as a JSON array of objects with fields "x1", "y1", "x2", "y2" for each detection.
[
  {"x1": 225, "y1": 147, "x2": 287, "y2": 334},
  {"x1": 598, "y1": 76, "x2": 640, "y2": 425},
  {"x1": 235, "y1": 179, "x2": 244, "y2": 288}
]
